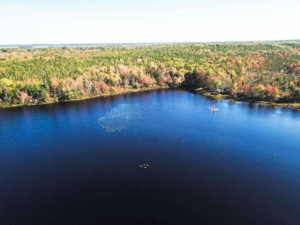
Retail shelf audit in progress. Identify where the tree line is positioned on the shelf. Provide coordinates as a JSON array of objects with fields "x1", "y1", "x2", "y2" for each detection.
[{"x1": 0, "y1": 41, "x2": 299, "y2": 107}]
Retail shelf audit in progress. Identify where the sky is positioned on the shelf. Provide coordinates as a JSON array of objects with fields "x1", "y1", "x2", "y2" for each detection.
[{"x1": 0, "y1": 0, "x2": 300, "y2": 44}]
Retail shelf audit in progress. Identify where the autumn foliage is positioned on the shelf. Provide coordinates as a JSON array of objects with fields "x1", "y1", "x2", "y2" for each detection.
[{"x1": 0, "y1": 41, "x2": 300, "y2": 107}]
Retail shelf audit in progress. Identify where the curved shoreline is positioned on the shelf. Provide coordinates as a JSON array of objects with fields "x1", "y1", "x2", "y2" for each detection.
[{"x1": 191, "y1": 88, "x2": 300, "y2": 111}]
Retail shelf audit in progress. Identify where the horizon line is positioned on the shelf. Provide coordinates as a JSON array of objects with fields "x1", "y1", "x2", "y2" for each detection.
[{"x1": 1, "y1": 39, "x2": 300, "y2": 49}]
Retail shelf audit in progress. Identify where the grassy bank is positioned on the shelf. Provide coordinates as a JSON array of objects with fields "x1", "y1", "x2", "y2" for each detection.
[{"x1": 191, "y1": 87, "x2": 300, "y2": 110}]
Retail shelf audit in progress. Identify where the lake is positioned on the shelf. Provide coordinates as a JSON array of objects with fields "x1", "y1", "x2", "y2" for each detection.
[{"x1": 1, "y1": 89, "x2": 300, "y2": 225}]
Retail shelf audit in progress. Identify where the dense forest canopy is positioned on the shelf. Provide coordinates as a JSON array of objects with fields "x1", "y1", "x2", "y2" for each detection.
[{"x1": 0, "y1": 41, "x2": 300, "y2": 107}]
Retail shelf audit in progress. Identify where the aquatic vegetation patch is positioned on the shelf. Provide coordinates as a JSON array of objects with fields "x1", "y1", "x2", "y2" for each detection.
[{"x1": 99, "y1": 104, "x2": 141, "y2": 133}]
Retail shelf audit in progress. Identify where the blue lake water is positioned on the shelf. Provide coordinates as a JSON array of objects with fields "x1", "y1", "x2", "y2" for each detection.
[{"x1": 0, "y1": 89, "x2": 300, "y2": 225}]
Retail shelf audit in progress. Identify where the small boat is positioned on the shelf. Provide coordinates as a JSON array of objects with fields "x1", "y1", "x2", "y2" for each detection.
[{"x1": 210, "y1": 106, "x2": 219, "y2": 112}]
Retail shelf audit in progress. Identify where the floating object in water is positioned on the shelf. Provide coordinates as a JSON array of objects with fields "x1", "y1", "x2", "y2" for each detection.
[
  {"x1": 210, "y1": 106, "x2": 219, "y2": 112},
  {"x1": 139, "y1": 164, "x2": 150, "y2": 169}
]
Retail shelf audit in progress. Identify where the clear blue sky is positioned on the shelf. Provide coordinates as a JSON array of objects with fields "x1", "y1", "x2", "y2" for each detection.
[{"x1": 0, "y1": 0, "x2": 299, "y2": 44}]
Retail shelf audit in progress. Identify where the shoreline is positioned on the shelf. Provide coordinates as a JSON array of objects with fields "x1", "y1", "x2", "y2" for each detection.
[
  {"x1": 191, "y1": 87, "x2": 300, "y2": 111},
  {"x1": 0, "y1": 86, "x2": 171, "y2": 109},
  {"x1": 1, "y1": 86, "x2": 300, "y2": 111}
]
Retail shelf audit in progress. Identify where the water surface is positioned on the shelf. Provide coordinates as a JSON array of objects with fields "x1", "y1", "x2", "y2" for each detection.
[{"x1": 1, "y1": 90, "x2": 300, "y2": 225}]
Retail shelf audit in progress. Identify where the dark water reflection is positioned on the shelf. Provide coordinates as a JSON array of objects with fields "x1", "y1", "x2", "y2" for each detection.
[{"x1": 0, "y1": 89, "x2": 300, "y2": 225}]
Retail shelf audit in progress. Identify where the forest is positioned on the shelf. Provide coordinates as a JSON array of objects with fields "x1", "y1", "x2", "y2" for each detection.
[{"x1": 0, "y1": 41, "x2": 300, "y2": 108}]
